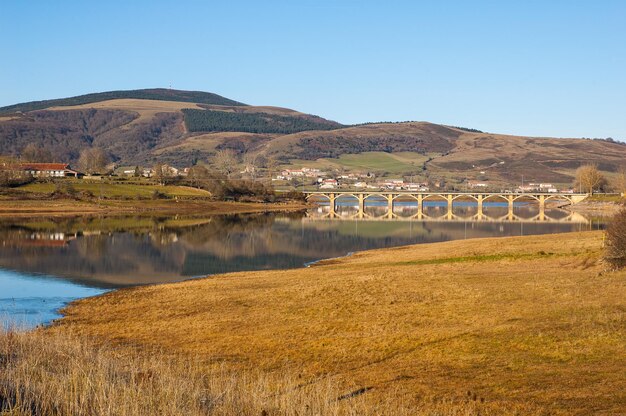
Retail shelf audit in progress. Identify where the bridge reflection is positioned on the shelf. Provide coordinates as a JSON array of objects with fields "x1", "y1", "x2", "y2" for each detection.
[{"x1": 307, "y1": 197, "x2": 590, "y2": 224}]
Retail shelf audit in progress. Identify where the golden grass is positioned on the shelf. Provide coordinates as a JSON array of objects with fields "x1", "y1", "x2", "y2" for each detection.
[
  {"x1": 0, "y1": 329, "x2": 368, "y2": 415},
  {"x1": 54, "y1": 231, "x2": 626, "y2": 414}
]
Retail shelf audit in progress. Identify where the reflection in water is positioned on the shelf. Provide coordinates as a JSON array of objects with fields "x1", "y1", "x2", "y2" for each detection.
[
  {"x1": 0, "y1": 207, "x2": 600, "y2": 288},
  {"x1": 0, "y1": 207, "x2": 603, "y2": 326}
]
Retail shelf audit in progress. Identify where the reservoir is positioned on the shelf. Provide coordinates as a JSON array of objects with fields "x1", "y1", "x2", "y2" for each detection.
[{"x1": 0, "y1": 202, "x2": 602, "y2": 327}]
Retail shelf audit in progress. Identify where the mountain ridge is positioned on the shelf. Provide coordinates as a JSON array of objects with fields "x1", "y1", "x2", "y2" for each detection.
[
  {"x1": 0, "y1": 88, "x2": 246, "y2": 115},
  {"x1": 1, "y1": 89, "x2": 624, "y2": 187}
]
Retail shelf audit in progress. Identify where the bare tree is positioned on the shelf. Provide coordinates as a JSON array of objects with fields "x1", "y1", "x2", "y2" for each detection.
[
  {"x1": 21, "y1": 144, "x2": 53, "y2": 163},
  {"x1": 77, "y1": 148, "x2": 109, "y2": 175},
  {"x1": 574, "y1": 164, "x2": 606, "y2": 194},
  {"x1": 187, "y1": 165, "x2": 207, "y2": 189},
  {"x1": 212, "y1": 149, "x2": 239, "y2": 179},
  {"x1": 0, "y1": 156, "x2": 32, "y2": 187},
  {"x1": 242, "y1": 152, "x2": 258, "y2": 179},
  {"x1": 153, "y1": 163, "x2": 166, "y2": 185}
]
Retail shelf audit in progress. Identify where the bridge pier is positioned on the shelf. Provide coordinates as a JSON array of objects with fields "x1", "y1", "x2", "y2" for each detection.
[
  {"x1": 477, "y1": 194, "x2": 484, "y2": 219},
  {"x1": 446, "y1": 194, "x2": 453, "y2": 220},
  {"x1": 387, "y1": 194, "x2": 394, "y2": 219},
  {"x1": 357, "y1": 193, "x2": 365, "y2": 219},
  {"x1": 507, "y1": 194, "x2": 514, "y2": 220},
  {"x1": 329, "y1": 193, "x2": 336, "y2": 218},
  {"x1": 417, "y1": 194, "x2": 423, "y2": 217}
]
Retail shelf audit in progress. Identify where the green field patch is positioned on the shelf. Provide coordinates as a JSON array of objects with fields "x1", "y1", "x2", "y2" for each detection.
[{"x1": 20, "y1": 182, "x2": 210, "y2": 198}]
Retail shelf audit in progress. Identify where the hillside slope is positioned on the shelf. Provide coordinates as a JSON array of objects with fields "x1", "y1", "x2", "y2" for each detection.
[{"x1": 1, "y1": 89, "x2": 625, "y2": 186}]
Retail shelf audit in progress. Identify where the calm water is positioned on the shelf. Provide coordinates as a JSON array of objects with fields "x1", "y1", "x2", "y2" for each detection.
[{"x1": 0, "y1": 202, "x2": 602, "y2": 327}]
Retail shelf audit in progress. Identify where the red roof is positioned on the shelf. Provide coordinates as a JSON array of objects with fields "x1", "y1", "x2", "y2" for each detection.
[{"x1": 20, "y1": 163, "x2": 73, "y2": 171}]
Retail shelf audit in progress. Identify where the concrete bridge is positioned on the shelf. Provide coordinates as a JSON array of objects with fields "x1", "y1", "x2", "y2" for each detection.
[{"x1": 304, "y1": 191, "x2": 589, "y2": 221}]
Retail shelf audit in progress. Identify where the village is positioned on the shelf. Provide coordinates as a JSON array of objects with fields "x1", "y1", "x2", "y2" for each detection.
[
  {"x1": 3, "y1": 160, "x2": 577, "y2": 194},
  {"x1": 272, "y1": 167, "x2": 575, "y2": 193}
]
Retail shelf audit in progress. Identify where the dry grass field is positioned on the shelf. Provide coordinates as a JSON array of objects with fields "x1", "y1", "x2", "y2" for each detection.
[
  {"x1": 0, "y1": 329, "x2": 373, "y2": 416},
  {"x1": 53, "y1": 231, "x2": 626, "y2": 415}
]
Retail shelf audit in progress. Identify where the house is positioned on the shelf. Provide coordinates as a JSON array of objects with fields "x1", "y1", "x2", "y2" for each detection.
[
  {"x1": 468, "y1": 182, "x2": 488, "y2": 189},
  {"x1": 20, "y1": 163, "x2": 80, "y2": 178},
  {"x1": 319, "y1": 178, "x2": 338, "y2": 189},
  {"x1": 281, "y1": 169, "x2": 305, "y2": 177},
  {"x1": 379, "y1": 179, "x2": 404, "y2": 190}
]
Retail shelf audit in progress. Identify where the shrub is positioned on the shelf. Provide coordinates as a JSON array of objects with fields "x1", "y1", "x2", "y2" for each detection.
[
  {"x1": 52, "y1": 181, "x2": 78, "y2": 198},
  {"x1": 151, "y1": 190, "x2": 168, "y2": 200},
  {"x1": 604, "y1": 208, "x2": 626, "y2": 270}
]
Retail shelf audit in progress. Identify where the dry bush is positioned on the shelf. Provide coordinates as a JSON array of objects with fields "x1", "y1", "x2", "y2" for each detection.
[{"x1": 605, "y1": 208, "x2": 626, "y2": 270}]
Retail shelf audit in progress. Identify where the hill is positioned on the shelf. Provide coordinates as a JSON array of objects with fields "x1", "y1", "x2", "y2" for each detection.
[
  {"x1": 0, "y1": 88, "x2": 625, "y2": 187},
  {"x1": 0, "y1": 88, "x2": 245, "y2": 115}
]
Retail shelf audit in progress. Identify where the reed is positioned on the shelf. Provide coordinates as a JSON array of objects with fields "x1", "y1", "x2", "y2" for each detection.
[{"x1": 0, "y1": 328, "x2": 511, "y2": 415}]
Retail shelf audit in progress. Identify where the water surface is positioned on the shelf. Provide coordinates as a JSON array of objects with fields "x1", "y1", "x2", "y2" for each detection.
[{"x1": 0, "y1": 204, "x2": 602, "y2": 327}]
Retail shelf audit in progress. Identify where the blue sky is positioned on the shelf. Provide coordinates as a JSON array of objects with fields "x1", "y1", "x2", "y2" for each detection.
[{"x1": 1, "y1": 1, "x2": 625, "y2": 139}]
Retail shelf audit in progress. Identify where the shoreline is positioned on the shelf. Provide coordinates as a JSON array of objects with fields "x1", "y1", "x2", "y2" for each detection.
[{"x1": 0, "y1": 198, "x2": 309, "y2": 218}]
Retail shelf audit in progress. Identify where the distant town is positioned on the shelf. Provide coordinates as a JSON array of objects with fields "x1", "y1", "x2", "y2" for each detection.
[
  {"x1": 271, "y1": 167, "x2": 575, "y2": 193},
  {"x1": 7, "y1": 161, "x2": 579, "y2": 194}
]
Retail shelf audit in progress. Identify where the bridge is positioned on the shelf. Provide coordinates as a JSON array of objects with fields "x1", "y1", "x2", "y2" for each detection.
[{"x1": 304, "y1": 191, "x2": 589, "y2": 221}]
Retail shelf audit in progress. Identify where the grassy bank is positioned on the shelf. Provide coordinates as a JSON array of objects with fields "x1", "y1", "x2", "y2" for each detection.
[
  {"x1": 47, "y1": 231, "x2": 626, "y2": 414},
  {"x1": 0, "y1": 181, "x2": 306, "y2": 217}
]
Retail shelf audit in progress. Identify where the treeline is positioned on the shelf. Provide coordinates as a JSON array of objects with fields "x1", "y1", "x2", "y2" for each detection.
[
  {"x1": 183, "y1": 109, "x2": 343, "y2": 134},
  {"x1": 168, "y1": 165, "x2": 303, "y2": 203},
  {"x1": 0, "y1": 88, "x2": 245, "y2": 115},
  {"x1": 447, "y1": 126, "x2": 484, "y2": 133}
]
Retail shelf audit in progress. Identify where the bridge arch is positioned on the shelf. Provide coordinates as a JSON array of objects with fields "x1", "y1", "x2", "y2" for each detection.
[
  {"x1": 305, "y1": 192, "x2": 331, "y2": 201},
  {"x1": 452, "y1": 194, "x2": 479, "y2": 202},
  {"x1": 544, "y1": 194, "x2": 573, "y2": 205},
  {"x1": 482, "y1": 194, "x2": 509, "y2": 203},
  {"x1": 422, "y1": 193, "x2": 447, "y2": 201},
  {"x1": 363, "y1": 192, "x2": 390, "y2": 201},
  {"x1": 392, "y1": 193, "x2": 418, "y2": 202}
]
